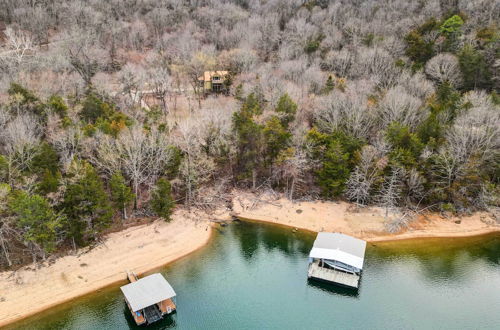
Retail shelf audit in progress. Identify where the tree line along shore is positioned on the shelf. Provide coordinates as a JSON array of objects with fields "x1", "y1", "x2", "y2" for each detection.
[
  {"x1": 0, "y1": 195, "x2": 498, "y2": 328},
  {"x1": 0, "y1": 1, "x2": 499, "y2": 272}
]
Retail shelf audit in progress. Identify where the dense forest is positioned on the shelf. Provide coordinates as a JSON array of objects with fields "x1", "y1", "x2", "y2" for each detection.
[{"x1": 0, "y1": 0, "x2": 498, "y2": 268}]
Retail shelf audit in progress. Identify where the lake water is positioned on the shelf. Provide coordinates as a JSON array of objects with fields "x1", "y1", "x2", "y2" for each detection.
[{"x1": 7, "y1": 221, "x2": 500, "y2": 330}]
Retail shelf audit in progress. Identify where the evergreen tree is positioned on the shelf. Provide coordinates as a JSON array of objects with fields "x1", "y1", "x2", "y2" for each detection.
[
  {"x1": 307, "y1": 129, "x2": 363, "y2": 197},
  {"x1": 150, "y1": 178, "x2": 175, "y2": 221},
  {"x1": 36, "y1": 170, "x2": 61, "y2": 196},
  {"x1": 9, "y1": 191, "x2": 62, "y2": 259},
  {"x1": 0, "y1": 155, "x2": 8, "y2": 182},
  {"x1": 316, "y1": 140, "x2": 351, "y2": 197},
  {"x1": 404, "y1": 30, "x2": 434, "y2": 69},
  {"x1": 386, "y1": 122, "x2": 424, "y2": 168},
  {"x1": 62, "y1": 162, "x2": 112, "y2": 246},
  {"x1": 232, "y1": 93, "x2": 265, "y2": 187},
  {"x1": 110, "y1": 172, "x2": 134, "y2": 219},
  {"x1": 79, "y1": 93, "x2": 114, "y2": 123},
  {"x1": 439, "y1": 15, "x2": 464, "y2": 35},
  {"x1": 31, "y1": 142, "x2": 60, "y2": 175},
  {"x1": 46, "y1": 95, "x2": 68, "y2": 119},
  {"x1": 263, "y1": 116, "x2": 292, "y2": 163},
  {"x1": 274, "y1": 93, "x2": 297, "y2": 127},
  {"x1": 458, "y1": 44, "x2": 492, "y2": 90}
]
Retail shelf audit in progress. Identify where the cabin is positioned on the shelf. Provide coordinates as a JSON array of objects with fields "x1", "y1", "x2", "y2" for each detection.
[
  {"x1": 307, "y1": 232, "x2": 367, "y2": 289},
  {"x1": 198, "y1": 71, "x2": 229, "y2": 94},
  {"x1": 120, "y1": 272, "x2": 177, "y2": 326}
]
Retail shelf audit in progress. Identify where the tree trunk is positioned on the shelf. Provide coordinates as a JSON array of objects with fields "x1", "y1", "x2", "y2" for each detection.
[
  {"x1": 0, "y1": 232, "x2": 12, "y2": 267},
  {"x1": 289, "y1": 177, "x2": 296, "y2": 201},
  {"x1": 133, "y1": 180, "x2": 139, "y2": 210}
]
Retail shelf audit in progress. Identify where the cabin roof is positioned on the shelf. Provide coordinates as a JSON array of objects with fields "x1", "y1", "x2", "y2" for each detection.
[
  {"x1": 198, "y1": 70, "x2": 229, "y2": 82},
  {"x1": 309, "y1": 232, "x2": 366, "y2": 270},
  {"x1": 120, "y1": 273, "x2": 176, "y2": 312}
]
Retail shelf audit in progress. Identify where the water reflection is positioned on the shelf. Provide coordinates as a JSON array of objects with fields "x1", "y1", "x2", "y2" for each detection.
[
  {"x1": 368, "y1": 234, "x2": 500, "y2": 284},
  {"x1": 307, "y1": 279, "x2": 360, "y2": 299},
  {"x1": 123, "y1": 307, "x2": 176, "y2": 330},
  {"x1": 7, "y1": 224, "x2": 500, "y2": 330},
  {"x1": 232, "y1": 221, "x2": 313, "y2": 261}
]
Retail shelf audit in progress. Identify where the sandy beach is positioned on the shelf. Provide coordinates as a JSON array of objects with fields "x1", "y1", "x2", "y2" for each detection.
[
  {"x1": 1, "y1": 193, "x2": 499, "y2": 327},
  {"x1": 0, "y1": 210, "x2": 213, "y2": 327},
  {"x1": 232, "y1": 192, "x2": 500, "y2": 242}
]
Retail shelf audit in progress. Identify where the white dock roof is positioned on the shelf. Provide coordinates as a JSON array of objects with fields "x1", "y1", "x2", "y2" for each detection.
[
  {"x1": 120, "y1": 273, "x2": 176, "y2": 312},
  {"x1": 309, "y1": 232, "x2": 367, "y2": 270}
]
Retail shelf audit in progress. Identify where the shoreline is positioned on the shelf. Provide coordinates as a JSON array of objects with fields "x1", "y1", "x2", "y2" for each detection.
[
  {"x1": 0, "y1": 211, "x2": 214, "y2": 328},
  {"x1": 231, "y1": 192, "x2": 500, "y2": 243},
  {"x1": 234, "y1": 215, "x2": 500, "y2": 243},
  {"x1": 235, "y1": 214, "x2": 500, "y2": 243},
  {"x1": 1, "y1": 195, "x2": 499, "y2": 327}
]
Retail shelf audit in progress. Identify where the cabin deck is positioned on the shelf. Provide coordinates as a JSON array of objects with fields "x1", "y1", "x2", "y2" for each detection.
[{"x1": 308, "y1": 260, "x2": 360, "y2": 288}]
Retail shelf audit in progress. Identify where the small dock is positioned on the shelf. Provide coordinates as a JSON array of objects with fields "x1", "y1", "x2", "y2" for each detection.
[
  {"x1": 308, "y1": 260, "x2": 360, "y2": 288},
  {"x1": 120, "y1": 272, "x2": 177, "y2": 326},
  {"x1": 307, "y1": 232, "x2": 366, "y2": 289}
]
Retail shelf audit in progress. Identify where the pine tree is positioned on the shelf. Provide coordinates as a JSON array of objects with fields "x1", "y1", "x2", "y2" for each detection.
[
  {"x1": 9, "y1": 191, "x2": 62, "y2": 260},
  {"x1": 458, "y1": 44, "x2": 492, "y2": 90},
  {"x1": 110, "y1": 172, "x2": 134, "y2": 220},
  {"x1": 62, "y1": 162, "x2": 112, "y2": 246},
  {"x1": 150, "y1": 178, "x2": 175, "y2": 221},
  {"x1": 263, "y1": 116, "x2": 292, "y2": 163},
  {"x1": 31, "y1": 142, "x2": 60, "y2": 175},
  {"x1": 275, "y1": 93, "x2": 297, "y2": 127},
  {"x1": 232, "y1": 93, "x2": 265, "y2": 187}
]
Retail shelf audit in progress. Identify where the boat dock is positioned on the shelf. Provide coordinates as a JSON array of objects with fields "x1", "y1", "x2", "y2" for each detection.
[
  {"x1": 307, "y1": 232, "x2": 367, "y2": 289},
  {"x1": 120, "y1": 272, "x2": 177, "y2": 325},
  {"x1": 308, "y1": 260, "x2": 360, "y2": 288}
]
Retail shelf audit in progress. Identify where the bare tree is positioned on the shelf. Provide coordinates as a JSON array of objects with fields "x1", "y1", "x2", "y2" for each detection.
[
  {"x1": 46, "y1": 120, "x2": 83, "y2": 172},
  {"x1": 183, "y1": 52, "x2": 215, "y2": 109},
  {"x1": 0, "y1": 114, "x2": 41, "y2": 181},
  {"x1": 118, "y1": 63, "x2": 146, "y2": 107},
  {"x1": 378, "y1": 86, "x2": 424, "y2": 130},
  {"x1": 377, "y1": 167, "x2": 404, "y2": 219},
  {"x1": 345, "y1": 146, "x2": 383, "y2": 205},
  {"x1": 425, "y1": 53, "x2": 462, "y2": 87},
  {"x1": 0, "y1": 27, "x2": 35, "y2": 71},
  {"x1": 146, "y1": 66, "x2": 171, "y2": 113},
  {"x1": 171, "y1": 105, "x2": 235, "y2": 207},
  {"x1": 89, "y1": 125, "x2": 174, "y2": 208},
  {"x1": 67, "y1": 34, "x2": 107, "y2": 89},
  {"x1": 315, "y1": 82, "x2": 375, "y2": 140}
]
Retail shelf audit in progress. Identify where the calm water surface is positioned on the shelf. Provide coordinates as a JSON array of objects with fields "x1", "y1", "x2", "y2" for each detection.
[{"x1": 8, "y1": 221, "x2": 500, "y2": 330}]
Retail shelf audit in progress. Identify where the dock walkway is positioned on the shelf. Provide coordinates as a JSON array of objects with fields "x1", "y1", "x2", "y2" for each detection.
[{"x1": 308, "y1": 261, "x2": 360, "y2": 288}]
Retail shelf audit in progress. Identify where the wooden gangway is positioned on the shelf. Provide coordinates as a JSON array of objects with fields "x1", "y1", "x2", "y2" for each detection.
[{"x1": 308, "y1": 260, "x2": 360, "y2": 288}]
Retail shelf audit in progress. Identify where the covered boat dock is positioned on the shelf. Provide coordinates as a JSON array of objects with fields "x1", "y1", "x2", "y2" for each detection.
[
  {"x1": 120, "y1": 273, "x2": 177, "y2": 325},
  {"x1": 308, "y1": 232, "x2": 367, "y2": 289}
]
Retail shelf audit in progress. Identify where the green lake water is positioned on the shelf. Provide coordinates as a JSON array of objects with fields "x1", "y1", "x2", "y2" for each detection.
[{"x1": 7, "y1": 221, "x2": 500, "y2": 330}]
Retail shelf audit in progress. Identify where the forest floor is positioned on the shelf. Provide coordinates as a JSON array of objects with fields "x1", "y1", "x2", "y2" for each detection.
[{"x1": 1, "y1": 192, "x2": 499, "y2": 326}]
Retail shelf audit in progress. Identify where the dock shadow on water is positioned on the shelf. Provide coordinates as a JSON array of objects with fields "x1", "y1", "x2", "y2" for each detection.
[
  {"x1": 123, "y1": 307, "x2": 176, "y2": 330},
  {"x1": 7, "y1": 223, "x2": 500, "y2": 330},
  {"x1": 306, "y1": 278, "x2": 360, "y2": 299}
]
